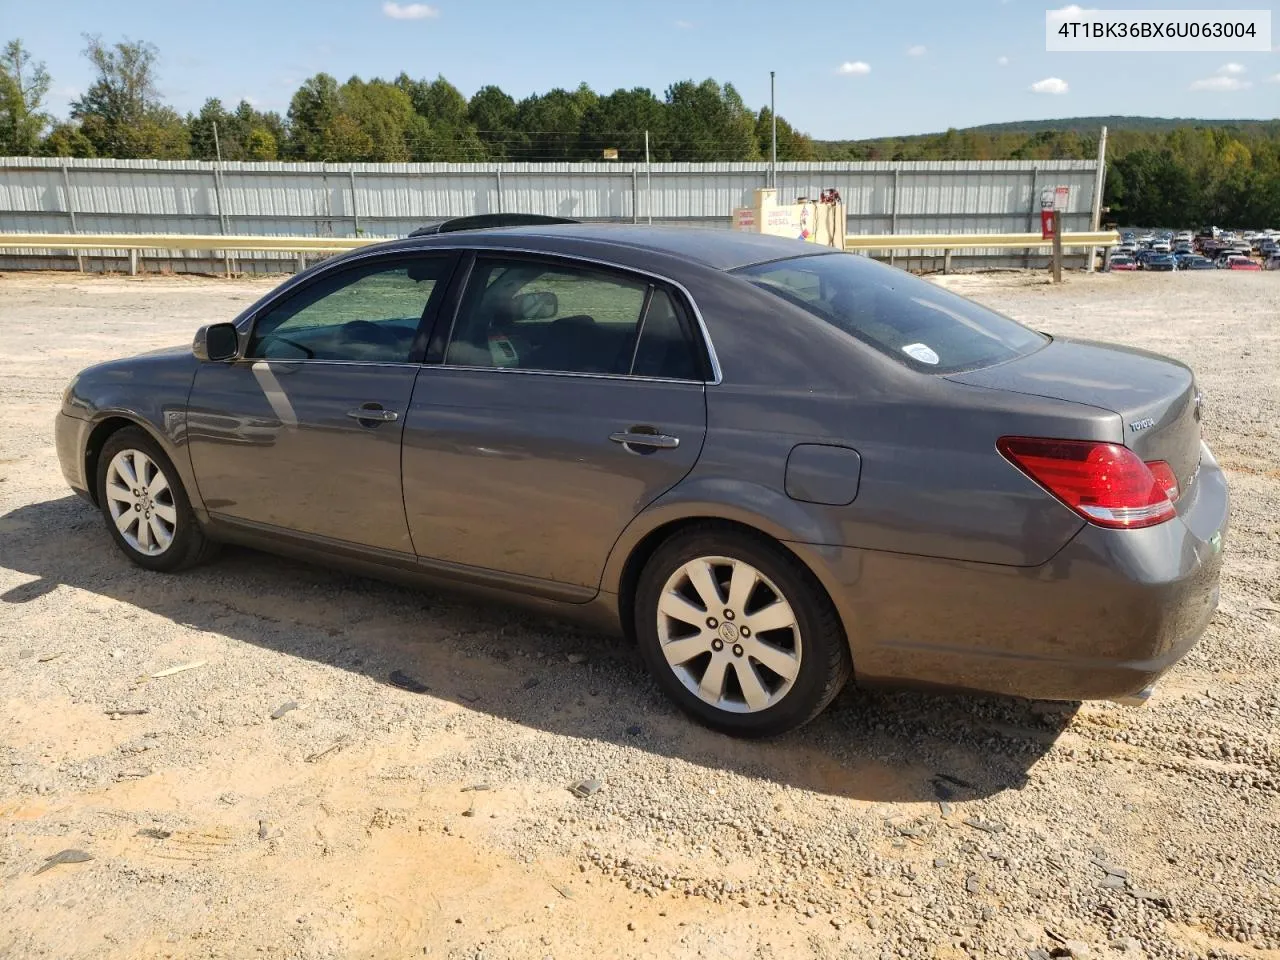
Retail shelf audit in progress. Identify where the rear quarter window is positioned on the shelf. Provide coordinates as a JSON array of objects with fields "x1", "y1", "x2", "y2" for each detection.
[{"x1": 736, "y1": 253, "x2": 1048, "y2": 374}]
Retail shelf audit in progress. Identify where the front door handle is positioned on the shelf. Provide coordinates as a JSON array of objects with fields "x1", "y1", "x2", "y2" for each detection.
[
  {"x1": 609, "y1": 430, "x2": 680, "y2": 451},
  {"x1": 347, "y1": 404, "x2": 399, "y2": 424}
]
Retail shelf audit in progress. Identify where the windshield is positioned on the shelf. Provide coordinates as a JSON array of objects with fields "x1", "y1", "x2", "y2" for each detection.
[{"x1": 736, "y1": 253, "x2": 1048, "y2": 373}]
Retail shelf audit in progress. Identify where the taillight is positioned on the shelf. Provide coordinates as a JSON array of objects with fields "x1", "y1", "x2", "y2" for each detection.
[
  {"x1": 1145, "y1": 460, "x2": 1180, "y2": 502},
  {"x1": 997, "y1": 437, "x2": 1177, "y2": 529}
]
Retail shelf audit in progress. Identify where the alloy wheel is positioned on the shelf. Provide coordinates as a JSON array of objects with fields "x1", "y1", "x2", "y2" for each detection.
[
  {"x1": 104, "y1": 448, "x2": 177, "y2": 556},
  {"x1": 656, "y1": 555, "x2": 802, "y2": 714}
]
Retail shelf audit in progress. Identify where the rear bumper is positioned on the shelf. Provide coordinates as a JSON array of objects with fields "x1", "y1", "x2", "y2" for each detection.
[{"x1": 792, "y1": 441, "x2": 1229, "y2": 703}]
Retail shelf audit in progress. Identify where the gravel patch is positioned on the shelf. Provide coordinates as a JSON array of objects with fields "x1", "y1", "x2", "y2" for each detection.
[{"x1": 0, "y1": 269, "x2": 1277, "y2": 959}]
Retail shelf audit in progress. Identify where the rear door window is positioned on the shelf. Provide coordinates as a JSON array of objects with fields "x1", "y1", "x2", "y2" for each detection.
[
  {"x1": 736, "y1": 253, "x2": 1047, "y2": 373},
  {"x1": 444, "y1": 257, "x2": 705, "y2": 380}
]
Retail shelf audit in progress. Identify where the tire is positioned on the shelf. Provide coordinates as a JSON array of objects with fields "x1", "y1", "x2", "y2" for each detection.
[
  {"x1": 95, "y1": 426, "x2": 216, "y2": 572},
  {"x1": 633, "y1": 525, "x2": 852, "y2": 738}
]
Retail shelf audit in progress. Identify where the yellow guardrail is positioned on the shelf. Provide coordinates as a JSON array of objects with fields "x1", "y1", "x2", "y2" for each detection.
[
  {"x1": 844, "y1": 231, "x2": 1120, "y2": 251},
  {"x1": 0, "y1": 229, "x2": 1122, "y2": 254},
  {"x1": 0, "y1": 233, "x2": 378, "y2": 252}
]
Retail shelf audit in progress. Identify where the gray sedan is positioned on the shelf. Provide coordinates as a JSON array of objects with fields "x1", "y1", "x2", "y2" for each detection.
[{"x1": 55, "y1": 221, "x2": 1228, "y2": 736}]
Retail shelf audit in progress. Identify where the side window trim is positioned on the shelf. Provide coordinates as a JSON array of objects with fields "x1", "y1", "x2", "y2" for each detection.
[
  {"x1": 623, "y1": 284, "x2": 657, "y2": 376},
  {"x1": 434, "y1": 251, "x2": 712, "y2": 383},
  {"x1": 240, "y1": 251, "x2": 459, "y2": 366}
]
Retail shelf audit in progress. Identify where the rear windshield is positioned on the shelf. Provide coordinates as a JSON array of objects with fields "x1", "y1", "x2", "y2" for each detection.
[{"x1": 735, "y1": 253, "x2": 1048, "y2": 374}]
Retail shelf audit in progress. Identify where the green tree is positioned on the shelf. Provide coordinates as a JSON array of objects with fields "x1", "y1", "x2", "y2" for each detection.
[
  {"x1": 467, "y1": 84, "x2": 516, "y2": 159},
  {"x1": 0, "y1": 39, "x2": 51, "y2": 154},
  {"x1": 70, "y1": 36, "x2": 187, "y2": 158},
  {"x1": 754, "y1": 107, "x2": 815, "y2": 162},
  {"x1": 338, "y1": 77, "x2": 415, "y2": 161},
  {"x1": 581, "y1": 87, "x2": 666, "y2": 160},
  {"x1": 39, "y1": 121, "x2": 95, "y2": 157},
  {"x1": 664, "y1": 79, "x2": 757, "y2": 161},
  {"x1": 396, "y1": 74, "x2": 485, "y2": 160},
  {"x1": 512, "y1": 84, "x2": 597, "y2": 160},
  {"x1": 284, "y1": 73, "x2": 340, "y2": 159}
]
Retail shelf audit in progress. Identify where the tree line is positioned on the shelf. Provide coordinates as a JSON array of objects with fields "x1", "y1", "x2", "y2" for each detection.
[
  {"x1": 824, "y1": 124, "x2": 1280, "y2": 227},
  {"x1": 0, "y1": 36, "x2": 813, "y2": 163},
  {"x1": 2, "y1": 36, "x2": 1277, "y2": 226}
]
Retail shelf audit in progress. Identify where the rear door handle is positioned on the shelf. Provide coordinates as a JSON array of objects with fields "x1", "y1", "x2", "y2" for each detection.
[
  {"x1": 609, "y1": 430, "x2": 680, "y2": 450},
  {"x1": 347, "y1": 404, "x2": 399, "y2": 423}
]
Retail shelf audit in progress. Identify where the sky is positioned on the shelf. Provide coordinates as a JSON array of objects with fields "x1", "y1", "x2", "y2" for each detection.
[{"x1": 1, "y1": 0, "x2": 1277, "y2": 140}]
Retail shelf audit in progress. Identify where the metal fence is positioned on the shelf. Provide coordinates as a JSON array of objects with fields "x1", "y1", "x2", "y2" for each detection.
[{"x1": 0, "y1": 157, "x2": 1100, "y2": 273}]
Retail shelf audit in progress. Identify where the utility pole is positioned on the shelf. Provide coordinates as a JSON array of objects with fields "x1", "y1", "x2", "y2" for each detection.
[
  {"x1": 211, "y1": 121, "x2": 230, "y2": 276},
  {"x1": 644, "y1": 129, "x2": 652, "y2": 225},
  {"x1": 769, "y1": 71, "x2": 777, "y2": 189},
  {"x1": 1087, "y1": 124, "x2": 1108, "y2": 273}
]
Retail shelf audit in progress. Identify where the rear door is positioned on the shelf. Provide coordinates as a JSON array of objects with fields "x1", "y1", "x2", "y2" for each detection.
[
  {"x1": 187, "y1": 253, "x2": 456, "y2": 554},
  {"x1": 401, "y1": 253, "x2": 709, "y2": 596}
]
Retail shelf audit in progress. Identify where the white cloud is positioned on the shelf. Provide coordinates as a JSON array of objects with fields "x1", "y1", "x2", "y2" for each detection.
[
  {"x1": 1269, "y1": 73, "x2": 1280, "y2": 84},
  {"x1": 1030, "y1": 76, "x2": 1069, "y2": 95},
  {"x1": 1217, "y1": 63, "x2": 1246, "y2": 75},
  {"x1": 1189, "y1": 75, "x2": 1252, "y2": 91},
  {"x1": 382, "y1": 2, "x2": 439, "y2": 20},
  {"x1": 837, "y1": 61, "x2": 871, "y2": 75},
  {"x1": 997, "y1": 55, "x2": 1009, "y2": 66},
  {"x1": 1049, "y1": 4, "x2": 1095, "y2": 14},
  {"x1": 907, "y1": 45, "x2": 927, "y2": 57},
  {"x1": 675, "y1": 19, "x2": 694, "y2": 28}
]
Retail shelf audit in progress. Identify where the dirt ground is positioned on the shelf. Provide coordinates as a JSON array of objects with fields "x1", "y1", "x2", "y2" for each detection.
[{"x1": 1, "y1": 268, "x2": 1278, "y2": 960}]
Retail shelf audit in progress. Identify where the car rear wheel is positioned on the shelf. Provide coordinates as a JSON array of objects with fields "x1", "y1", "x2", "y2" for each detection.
[
  {"x1": 95, "y1": 426, "x2": 216, "y2": 572},
  {"x1": 634, "y1": 526, "x2": 852, "y2": 737}
]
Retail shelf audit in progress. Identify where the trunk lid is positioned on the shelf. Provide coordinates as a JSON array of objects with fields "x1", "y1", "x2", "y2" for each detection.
[{"x1": 948, "y1": 337, "x2": 1203, "y2": 494}]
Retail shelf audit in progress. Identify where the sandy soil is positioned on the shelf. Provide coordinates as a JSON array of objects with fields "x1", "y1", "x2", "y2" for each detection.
[{"x1": 1, "y1": 268, "x2": 1278, "y2": 960}]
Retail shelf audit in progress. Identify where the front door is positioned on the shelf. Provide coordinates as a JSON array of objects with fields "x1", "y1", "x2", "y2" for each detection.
[
  {"x1": 402, "y1": 254, "x2": 710, "y2": 595},
  {"x1": 187, "y1": 254, "x2": 455, "y2": 554}
]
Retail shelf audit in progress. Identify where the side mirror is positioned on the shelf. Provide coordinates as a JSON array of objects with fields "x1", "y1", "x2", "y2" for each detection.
[{"x1": 193, "y1": 323, "x2": 240, "y2": 362}]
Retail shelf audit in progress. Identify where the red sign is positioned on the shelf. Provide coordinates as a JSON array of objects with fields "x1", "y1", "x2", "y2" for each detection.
[{"x1": 1041, "y1": 210, "x2": 1056, "y2": 239}]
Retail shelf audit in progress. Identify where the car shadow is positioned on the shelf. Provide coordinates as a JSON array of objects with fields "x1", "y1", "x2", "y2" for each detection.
[{"x1": 0, "y1": 495, "x2": 1079, "y2": 804}]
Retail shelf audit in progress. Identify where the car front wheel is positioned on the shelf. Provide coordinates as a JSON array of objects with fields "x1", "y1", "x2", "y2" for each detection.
[
  {"x1": 95, "y1": 426, "x2": 215, "y2": 572},
  {"x1": 634, "y1": 526, "x2": 852, "y2": 737}
]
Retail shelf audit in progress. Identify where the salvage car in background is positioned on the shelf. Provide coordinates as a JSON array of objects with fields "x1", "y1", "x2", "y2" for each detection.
[
  {"x1": 1225, "y1": 256, "x2": 1261, "y2": 271},
  {"x1": 55, "y1": 219, "x2": 1229, "y2": 736}
]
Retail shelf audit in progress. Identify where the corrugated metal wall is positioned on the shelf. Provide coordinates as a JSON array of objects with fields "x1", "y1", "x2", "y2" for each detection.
[{"x1": 0, "y1": 157, "x2": 1098, "y2": 272}]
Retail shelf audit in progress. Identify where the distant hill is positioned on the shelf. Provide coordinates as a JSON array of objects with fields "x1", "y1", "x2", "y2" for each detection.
[
  {"x1": 817, "y1": 116, "x2": 1279, "y2": 149},
  {"x1": 954, "y1": 116, "x2": 1278, "y2": 136}
]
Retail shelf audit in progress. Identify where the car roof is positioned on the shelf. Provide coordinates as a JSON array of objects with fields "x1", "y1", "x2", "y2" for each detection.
[{"x1": 389, "y1": 222, "x2": 834, "y2": 272}]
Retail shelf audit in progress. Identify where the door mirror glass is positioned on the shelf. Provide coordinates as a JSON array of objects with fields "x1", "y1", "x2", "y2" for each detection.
[
  {"x1": 194, "y1": 323, "x2": 240, "y2": 362},
  {"x1": 514, "y1": 290, "x2": 558, "y2": 321}
]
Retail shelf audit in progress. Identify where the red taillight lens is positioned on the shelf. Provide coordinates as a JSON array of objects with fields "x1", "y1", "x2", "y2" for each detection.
[
  {"x1": 1145, "y1": 460, "x2": 1180, "y2": 502},
  {"x1": 997, "y1": 437, "x2": 1177, "y2": 529}
]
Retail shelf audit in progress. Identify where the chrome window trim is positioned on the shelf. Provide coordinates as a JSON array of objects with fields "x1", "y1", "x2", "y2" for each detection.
[
  {"x1": 236, "y1": 242, "x2": 724, "y2": 385},
  {"x1": 236, "y1": 359, "x2": 422, "y2": 369},
  {"x1": 416, "y1": 364, "x2": 707, "y2": 386}
]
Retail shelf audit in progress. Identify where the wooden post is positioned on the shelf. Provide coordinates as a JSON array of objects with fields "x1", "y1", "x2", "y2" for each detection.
[{"x1": 1051, "y1": 210, "x2": 1063, "y2": 283}]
